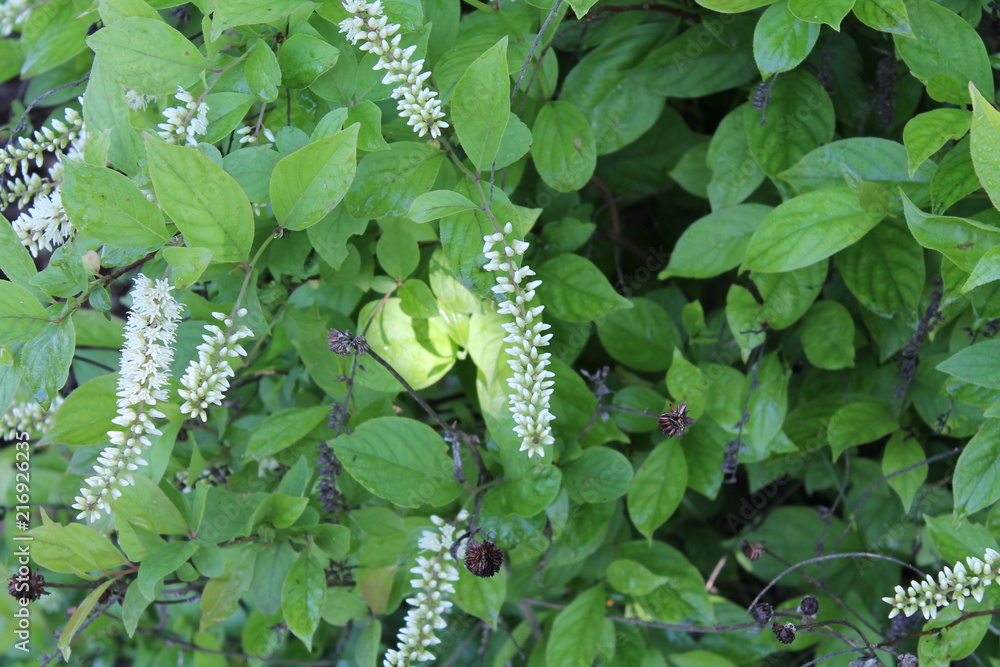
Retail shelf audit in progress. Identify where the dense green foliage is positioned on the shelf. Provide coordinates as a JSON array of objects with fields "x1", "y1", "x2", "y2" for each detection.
[{"x1": 3, "y1": 0, "x2": 1000, "y2": 665}]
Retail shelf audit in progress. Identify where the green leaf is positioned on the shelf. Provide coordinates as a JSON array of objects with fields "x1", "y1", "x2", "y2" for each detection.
[
  {"x1": 627, "y1": 442, "x2": 688, "y2": 541},
  {"x1": 57, "y1": 580, "x2": 114, "y2": 661},
  {"x1": 787, "y1": 0, "x2": 854, "y2": 28},
  {"x1": 725, "y1": 285, "x2": 765, "y2": 362},
  {"x1": 937, "y1": 340, "x2": 1000, "y2": 389},
  {"x1": 620, "y1": 540, "x2": 713, "y2": 623},
  {"x1": 606, "y1": 559, "x2": 668, "y2": 597},
  {"x1": 245, "y1": 38, "x2": 281, "y2": 102},
  {"x1": 355, "y1": 620, "x2": 381, "y2": 667},
  {"x1": 138, "y1": 541, "x2": 198, "y2": 599},
  {"x1": 282, "y1": 547, "x2": 326, "y2": 651},
  {"x1": 269, "y1": 494, "x2": 310, "y2": 529},
  {"x1": 883, "y1": 431, "x2": 927, "y2": 512},
  {"x1": 695, "y1": 0, "x2": 776, "y2": 10},
  {"x1": 407, "y1": 190, "x2": 478, "y2": 223},
  {"x1": 661, "y1": 204, "x2": 771, "y2": 278},
  {"x1": 146, "y1": 136, "x2": 254, "y2": 262},
  {"x1": 837, "y1": 216, "x2": 924, "y2": 318},
  {"x1": 919, "y1": 605, "x2": 992, "y2": 664},
  {"x1": 903, "y1": 108, "x2": 969, "y2": 177},
  {"x1": 16, "y1": 318, "x2": 74, "y2": 407},
  {"x1": 20, "y1": 0, "x2": 91, "y2": 77},
  {"x1": 47, "y1": 373, "x2": 118, "y2": 445},
  {"x1": 452, "y1": 37, "x2": 509, "y2": 171},
  {"x1": 246, "y1": 406, "x2": 329, "y2": 459},
  {"x1": 799, "y1": 301, "x2": 855, "y2": 370},
  {"x1": 892, "y1": 0, "x2": 993, "y2": 105},
  {"x1": 595, "y1": 297, "x2": 679, "y2": 371},
  {"x1": 0, "y1": 281, "x2": 51, "y2": 346},
  {"x1": 745, "y1": 70, "x2": 834, "y2": 177},
  {"x1": 87, "y1": 17, "x2": 207, "y2": 95},
  {"x1": 312, "y1": 524, "x2": 351, "y2": 560},
  {"x1": 706, "y1": 105, "x2": 766, "y2": 210},
  {"x1": 270, "y1": 125, "x2": 359, "y2": 231},
  {"x1": 122, "y1": 582, "x2": 152, "y2": 637},
  {"x1": 31, "y1": 518, "x2": 128, "y2": 575},
  {"x1": 210, "y1": 0, "x2": 313, "y2": 41},
  {"x1": 532, "y1": 100, "x2": 596, "y2": 192},
  {"x1": 753, "y1": 1, "x2": 820, "y2": 77},
  {"x1": 827, "y1": 401, "x2": 897, "y2": 460},
  {"x1": 744, "y1": 186, "x2": 887, "y2": 272},
  {"x1": 278, "y1": 34, "x2": 339, "y2": 88},
  {"x1": 115, "y1": 474, "x2": 189, "y2": 535},
  {"x1": 963, "y1": 245, "x2": 1000, "y2": 293},
  {"x1": 667, "y1": 349, "x2": 707, "y2": 418},
  {"x1": 345, "y1": 142, "x2": 445, "y2": 219},
  {"x1": 536, "y1": 254, "x2": 632, "y2": 323},
  {"x1": 925, "y1": 514, "x2": 998, "y2": 564},
  {"x1": 333, "y1": 417, "x2": 463, "y2": 508},
  {"x1": 454, "y1": 564, "x2": 507, "y2": 626},
  {"x1": 562, "y1": 447, "x2": 634, "y2": 504},
  {"x1": 61, "y1": 161, "x2": 169, "y2": 248},
  {"x1": 375, "y1": 224, "x2": 419, "y2": 280},
  {"x1": 902, "y1": 193, "x2": 1000, "y2": 271},
  {"x1": 162, "y1": 246, "x2": 213, "y2": 289},
  {"x1": 969, "y1": 82, "x2": 1000, "y2": 216},
  {"x1": 852, "y1": 0, "x2": 910, "y2": 35},
  {"x1": 753, "y1": 260, "x2": 826, "y2": 329},
  {"x1": 545, "y1": 585, "x2": 606, "y2": 667}
]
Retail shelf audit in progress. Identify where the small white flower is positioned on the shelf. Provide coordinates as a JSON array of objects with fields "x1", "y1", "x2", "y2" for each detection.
[
  {"x1": 178, "y1": 308, "x2": 253, "y2": 421},
  {"x1": 1, "y1": 396, "x2": 63, "y2": 440},
  {"x1": 0, "y1": 0, "x2": 31, "y2": 38},
  {"x1": 157, "y1": 87, "x2": 210, "y2": 146},
  {"x1": 882, "y1": 547, "x2": 1000, "y2": 620}
]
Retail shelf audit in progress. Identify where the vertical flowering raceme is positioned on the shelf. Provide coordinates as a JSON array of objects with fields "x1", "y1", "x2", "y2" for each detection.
[
  {"x1": 71, "y1": 275, "x2": 183, "y2": 523},
  {"x1": 1, "y1": 397, "x2": 63, "y2": 441},
  {"x1": 483, "y1": 222, "x2": 555, "y2": 459},
  {"x1": 0, "y1": 0, "x2": 30, "y2": 36},
  {"x1": 384, "y1": 511, "x2": 468, "y2": 667},
  {"x1": 882, "y1": 548, "x2": 1000, "y2": 620},
  {"x1": 157, "y1": 87, "x2": 210, "y2": 146},
  {"x1": 178, "y1": 309, "x2": 253, "y2": 421},
  {"x1": 2, "y1": 103, "x2": 88, "y2": 257},
  {"x1": 338, "y1": 0, "x2": 449, "y2": 139}
]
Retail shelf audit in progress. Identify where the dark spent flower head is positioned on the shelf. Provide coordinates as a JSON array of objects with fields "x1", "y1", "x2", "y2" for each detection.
[
  {"x1": 8, "y1": 570, "x2": 48, "y2": 603},
  {"x1": 658, "y1": 402, "x2": 696, "y2": 438},
  {"x1": 464, "y1": 538, "x2": 504, "y2": 578},
  {"x1": 772, "y1": 622, "x2": 796, "y2": 645},
  {"x1": 327, "y1": 328, "x2": 368, "y2": 356},
  {"x1": 751, "y1": 602, "x2": 773, "y2": 624},
  {"x1": 741, "y1": 540, "x2": 766, "y2": 561},
  {"x1": 798, "y1": 594, "x2": 819, "y2": 617}
]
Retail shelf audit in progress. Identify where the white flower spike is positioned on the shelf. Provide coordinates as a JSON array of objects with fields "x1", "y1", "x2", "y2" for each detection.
[
  {"x1": 157, "y1": 87, "x2": 210, "y2": 146},
  {"x1": 882, "y1": 548, "x2": 1000, "y2": 620},
  {"x1": 482, "y1": 223, "x2": 556, "y2": 459},
  {"x1": 178, "y1": 309, "x2": 253, "y2": 421}
]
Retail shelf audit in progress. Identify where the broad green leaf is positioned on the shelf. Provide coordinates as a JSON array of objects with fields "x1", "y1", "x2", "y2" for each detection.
[
  {"x1": 282, "y1": 547, "x2": 326, "y2": 651},
  {"x1": 488, "y1": 465, "x2": 563, "y2": 518},
  {"x1": 661, "y1": 204, "x2": 771, "y2": 278},
  {"x1": 46, "y1": 373, "x2": 118, "y2": 446},
  {"x1": 725, "y1": 284, "x2": 765, "y2": 362},
  {"x1": 744, "y1": 186, "x2": 887, "y2": 272},
  {"x1": 138, "y1": 541, "x2": 198, "y2": 599},
  {"x1": 745, "y1": 70, "x2": 834, "y2": 177},
  {"x1": 741, "y1": 352, "x2": 793, "y2": 461},
  {"x1": 753, "y1": 260, "x2": 826, "y2": 329},
  {"x1": 211, "y1": 0, "x2": 313, "y2": 40},
  {"x1": 407, "y1": 190, "x2": 477, "y2": 223},
  {"x1": 892, "y1": 0, "x2": 992, "y2": 105},
  {"x1": 837, "y1": 216, "x2": 924, "y2": 318},
  {"x1": 606, "y1": 559, "x2": 668, "y2": 596},
  {"x1": 115, "y1": 474, "x2": 188, "y2": 535},
  {"x1": 882, "y1": 431, "x2": 926, "y2": 512},
  {"x1": 355, "y1": 620, "x2": 382, "y2": 667},
  {"x1": 246, "y1": 406, "x2": 329, "y2": 458},
  {"x1": 223, "y1": 145, "x2": 281, "y2": 202},
  {"x1": 245, "y1": 38, "x2": 281, "y2": 102},
  {"x1": 562, "y1": 447, "x2": 633, "y2": 504},
  {"x1": 31, "y1": 519, "x2": 128, "y2": 575},
  {"x1": 969, "y1": 83, "x2": 1000, "y2": 215},
  {"x1": 333, "y1": 417, "x2": 463, "y2": 507},
  {"x1": 903, "y1": 108, "x2": 969, "y2": 177},
  {"x1": 827, "y1": 401, "x2": 897, "y2": 459},
  {"x1": 532, "y1": 100, "x2": 596, "y2": 192},
  {"x1": 919, "y1": 604, "x2": 992, "y2": 663},
  {"x1": 345, "y1": 142, "x2": 445, "y2": 219},
  {"x1": 200, "y1": 544, "x2": 255, "y2": 631},
  {"x1": 87, "y1": 17, "x2": 206, "y2": 95},
  {"x1": 788, "y1": 0, "x2": 854, "y2": 28},
  {"x1": 596, "y1": 297, "x2": 679, "y2": 371},
  {"x1": 57, "y1": 580, "x2": 114, "y2": 661},
  {"x1": 964, "y1": 245, "x2": 1000, "y2": 293},
  {"x1": 61, "y1": 161, "x2": 168, "y2": 248},
  {"x1": 753, "y1": 1, "x2": 820, "y2": 78},
  {"x1": 545, "y1": 585, "x2": 606, "y2": 667},
  {"x1": 270, "y1": 125, "x2": 359, "y2": 231},
  {"x1": 925, "y1": 514, "x2": 998, "y2": 564},
  {"x1": 799, "y1": 301, "x2": 855, "y2": 369},
  {"x1": 452, "y1": 37, "x2": 509, "y2": 171},
  {"x1": 122, "y1": 582, "x2": 152, "y2": 637},
  {"x1": 536, "y1": 254, "x2": 632, "y2": 323},
  {"x1": 162, "y1": 246, "x2": 213, "y2": 289},
  {"x1": 937, "y1": 340, "x2": 1000, "y2": 389},
  {"x1": 627, "y1": 442, "x2": 688, "y2": 541},
  {"x1": 620, "y1": 540, "x2": 714, "y2": 623},
  {"x1": 16, "y1": 318, "x2": 74, "y2": 407},
  {"x1": 931, "y1": 135, "x2": 979, "y2": 214},
  {"x1": 454, "y1": 564, "x2": 507, "y2": 626},
  {"x1": 902, "y1": 193, "x2": 1000, "y2": 271},
  {"x1": 695, "y1": 0, "x2": 776, "y2": 10},
  {"x1": 375, "y1": 225, "x2": 419, "y2": 280},
  {"x1": 146, "y1": 136, "x2": 254, "y2": 262},
  {"x1": 666, "y1": 349, "x2": 707, "y2": 418},
  {"x1": 706, "y1": 105, "x2": 766, "y2": 210},
  {"x1": 852, "y1": 0, "x2": 910, "y2": 35},
  {"x1": 20, "y1": 0, "x2": 91, "y2": 77},
  {"x1": 0, "y1": 216, "x2": 36, "y2": 290},
  {"x1": 278, "y1": 34, "x2": 339, "y2": 88},
  {"x1": 0, "y1": 281, "x2": 51, "y2": 345}
]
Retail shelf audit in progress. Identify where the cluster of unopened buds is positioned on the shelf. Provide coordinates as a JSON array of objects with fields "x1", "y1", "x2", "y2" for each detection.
[{"x1": 882, "y1": 548, "x2": 1000, "y2": 620}]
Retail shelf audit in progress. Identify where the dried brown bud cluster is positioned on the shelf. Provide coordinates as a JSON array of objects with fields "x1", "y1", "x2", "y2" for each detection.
[
  {"x1": 798, "y1": 594, "x2": 819, "y2": 617},
  {"x1": 464, "y1": 538, "x2": 504, "y2": 578},
  {"x1": 772, "y1": 621, "x2": 796, "y2": 645},
  {"x1": 658, "y1": 402, "x2": 696, "y2": 438},
  {"x1": 741, "y1": 540, "x2": 766, "y2": 561},
  {"x1": 8, "y1": 569, "x2": 48, "y2": 603},
  {"x1": 751, "y1": 602, "x2": 773, "y2": 624},
  {"x1": 327, "y1": 328, "x2": 369, "y2": 357}
]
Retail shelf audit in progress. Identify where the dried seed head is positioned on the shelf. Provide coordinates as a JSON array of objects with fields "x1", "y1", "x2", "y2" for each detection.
[
  {"x1": 327, "y1": 328, "x2": 368, "y2": 356},
  {"x1": 464, "y1": 538, "x2": 504, "y2": 578},
  {"x1": 897, "y1": 654, "x2": 918, "y2": 667},
  {"x1": 772, "y1": 622, "x2": 796, "y2": 645},
  {"x1": 7, "y1": 570, "x2": 48, "y2": 603},
  {"x1": 741, "y1": 540, "x2": 766, "y2": 561},
  {"x1": 798, "y1": 594, "x2": 819, "y2": 617},
  {"x1": 658, "y1": 402, "x2": 696, "y2": 438},
  {"x1": 751, "y1": 602, "x2": 773, "y2": 624}
]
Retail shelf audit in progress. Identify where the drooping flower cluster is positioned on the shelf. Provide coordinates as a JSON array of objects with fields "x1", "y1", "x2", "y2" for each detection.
[
  {"x1": 157, "y1": 87, "x2": 209, "y2": 146},
  {"x1": 1, "y1": 396, "x2": 63, "y2": 441},
  {"x1": 483, "y1": 222, "x2": 555, "y2": 458},
  {"x1": 384, "y1": 511, "x2": 468, "y2": 666},
  {"x1": 71, "y1": 275, "x2": 183, "y2": 523},
  {"x1": 235, "y1": 125, "x2": 276, "y2": 148},
  {"x1": 882, "y1": 548, "x2": 1000, "y2": 620},
  {"x1": 338, "y1": 0, "x2": 448, "y2": 139},
  {"x1": 124, "y1": 88, "x2": 156, "y2": 111},
  {"x1": 0, "y1": 0, "x2": 30, "y2": 37},
  {"x1": 2, "y1": 103, "x2": 88, "y2": 257},
  {"x1": 178, "y1": 309, "x2": 253, "y2": 421}
]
